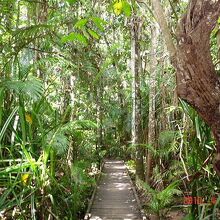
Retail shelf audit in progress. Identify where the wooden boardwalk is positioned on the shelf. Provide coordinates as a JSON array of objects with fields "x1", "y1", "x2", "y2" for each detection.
[{"x1": 85, "y1": 160, "x2": 143, "y2": 220}]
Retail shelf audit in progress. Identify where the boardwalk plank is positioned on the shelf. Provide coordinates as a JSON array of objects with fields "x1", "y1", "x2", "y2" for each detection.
[{"x1": 88, "y1": 160, "x2": 142, "y2": 220}]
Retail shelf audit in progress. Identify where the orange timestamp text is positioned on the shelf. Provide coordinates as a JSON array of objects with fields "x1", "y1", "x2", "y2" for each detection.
[{"x1": 183, "y1": 196, "x2": 218, "y2": 205}]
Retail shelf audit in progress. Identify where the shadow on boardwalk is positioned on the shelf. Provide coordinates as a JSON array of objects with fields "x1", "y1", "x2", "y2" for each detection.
[{"x1": 85, "y1": 160, "x2": 143, "y2": 220}]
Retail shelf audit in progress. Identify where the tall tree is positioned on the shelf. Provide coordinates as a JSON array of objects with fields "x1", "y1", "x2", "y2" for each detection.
[
  {"x1": 146, "y1": 22, "x2": 160, "y2": 183},
  {"x1": 131, "y1": 15, "x2": 145, "y2": 181},
  {"x1": 151, "y1": 0, "x2": 220, "y2": 175}
]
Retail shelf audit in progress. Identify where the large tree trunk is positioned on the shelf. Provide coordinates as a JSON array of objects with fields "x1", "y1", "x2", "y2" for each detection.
[
  {"x1": 176, "y1": 1, "x2": 220, "y2": 175},
  {"x1": 151, "y1": 0, "x2": 220, "y2": 175},
  {"x1": 131, "y1": 16, "x2": 145, "y2": 181}
]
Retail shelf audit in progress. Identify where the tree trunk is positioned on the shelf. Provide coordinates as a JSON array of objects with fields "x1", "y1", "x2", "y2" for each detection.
[
  {"x1": 66, "y1": 75, "x2": 76, "y2": 167},
  {"x1": 96, "y1": 79, "x2": 104, "y2": 150},
  {"x1": 117, "y1": 80, "x2": 128, "y2": 147},
  {"x1": 35, "y1": 0, "x2": 48, "y2": 79},
  {"x1": 131, "y1": 16, "x2": 145, "y2": 181},
  {"x1": 176, "y1": 1, "x2": 220, "y2": 175},
  {"x1": 151, "y1": 0, "x2": 220, "y2": 175},
  {"x1": 146, "y1": 23, "x2": 160, "y2": 183},
  {"x1": 151, "y1": 0, "x2": 176, "y2": 61}
]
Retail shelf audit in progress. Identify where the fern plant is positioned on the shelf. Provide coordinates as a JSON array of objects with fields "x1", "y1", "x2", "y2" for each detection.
[{"x1": 139, "y1": 180, "x2": 182, "y2": 219}]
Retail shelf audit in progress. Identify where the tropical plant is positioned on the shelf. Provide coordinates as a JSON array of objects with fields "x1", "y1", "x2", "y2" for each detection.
[{"x1": 139, "y1": 180, "x2": 182, "y2": 219}]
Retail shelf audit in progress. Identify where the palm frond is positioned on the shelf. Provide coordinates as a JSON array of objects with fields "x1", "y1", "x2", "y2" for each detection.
[
  {"x1": 11, "y1": 24, "x2": 53, "y2": 53},
  {"x1": 158, "y1": 130, "x2": 177, "y2": 148},
  {"x1": 46, "y1": 131, "x2": 69, "y2": 155},
  {"x1": 138, "y1": 180, "x2": 156, "y2": 195},
  {"x1": 64, "y1": 120, "x2": 97, "y2": 131},
  {"x1": 140, "y1": 180, "x2": 181, "y2": 215},
  {"x1": 0, "y1": 107, "x2": 18, "y2": 143},
  {"x1": 157, "y1": 181, "x2": 182, "y2": 206},
  {"x1": 1, "y1": 77, "x2": 44, "y2": 100}
]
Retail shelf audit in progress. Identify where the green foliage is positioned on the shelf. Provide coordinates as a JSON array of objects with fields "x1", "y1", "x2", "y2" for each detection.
[
  {"x1": 140, "y1": 180, "x2": 182, "y2": 218},
  {"x1": 122, "y1": 1, "x2": 131, "y2": 16},
  {"x1": 0, "y1": 0, "x2": 133, "y2": 218},
  {"x1": 74, "y1": 18, "x2": 88, "y2": 29},
  {"x1": 113, "y1": 0, "x2": 131, "y2": 17},
  {"x1": 64, "y1": 120, "x2": 97, "y2": 130},
  {"x1": 91, "y1": 17, "x2": 107, "y2": 32},
  {"x1": 68, "y1": 161, "x2": 95, "y2": 217},
  {"x1": 66, "y1": 0, "x2": 77, "y2": 5},
  {"x1": 61, "y1": 16, "x2": 106, "y2": 46},
  {"x1": 1, "y1": 78, "x2": 44, "y2": 100},
  {"x1": 88, "y1": 29, "x2": 100, "y2": 40},
  {"x1": 61, "y1": 32, "x2": 88, "y2": 45},
  {"x1": 46, "y1": 131, "x2": 69, "y2": 155},
  {"x1": 108, "y1": 145, "x2": 123, "y2": 158},
  {"x1": 0, "y1": 107, "x2": 18, "y2": 143},
  {"x1": 1, "y1": 0, "x2": 220, "y2": 219},
  {"x1": 158, "y1": 130, "x2": 177, "y2": 148}
]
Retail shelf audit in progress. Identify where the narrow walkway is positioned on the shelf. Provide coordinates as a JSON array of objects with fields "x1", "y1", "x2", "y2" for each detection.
[{"x1": 88, "y1": 160, "x2": 142, "y2": 220}]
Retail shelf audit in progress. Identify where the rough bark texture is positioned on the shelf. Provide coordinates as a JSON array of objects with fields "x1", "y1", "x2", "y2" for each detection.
[
  {"x1": 131, "y1": 16, "x2": 145, "y2": 181},
  {"x1": 176, "y1": 0, "x2": 220, "y2": 175},
  {"x1": 152, "y1": 0, "x2": 220, "y2": 175}
]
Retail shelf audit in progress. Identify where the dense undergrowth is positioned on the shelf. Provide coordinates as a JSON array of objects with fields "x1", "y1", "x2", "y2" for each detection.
[
  {"x1": 125, "y1": 101, "x2": 220, "y2": 219},
  {"x1": 0, "y1": 105, "x2": 104, "y2": 219}
]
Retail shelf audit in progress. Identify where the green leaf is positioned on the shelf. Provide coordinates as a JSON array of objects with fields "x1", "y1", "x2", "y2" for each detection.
[
  {"x1": 74, "y1": 18, "x2": 88, "y2": 29},
  {"x1": 0, "y1": 107, "x2": 18, "y2": 143},
  {"x1": 61, "y1": 35, "x2": 70, "y2": 43},
  {"x1": 47, "y1": 131, "x2": 69, "y2": 155},
  {"x1": 82, "y1": 29, "x2": 90, "y2": 40},
  {"x1": 66, "y1": 0, "x2": 77, "y2": 4},
  {"x1": 88, "y1": 29, "x2": 100, "y2": 39},
  {"x1": 1, "y1": 78, "x2": 44, "y2": 100},
  {"x1": 64, "y1": 120, "x2": 98, "y2": 131},
  {"x1": 91, "y1": 17, "x2": 107, "y2": 31},
  {"x1": 74, "y1": 33, "x2": 88, "y2": 44},
  {"x1": 122, "y1": 1, "x2": 131, "y2": 17},
  {"x1": 195, "y1": 116, "x2": 201, "y2": 142},
  {"x1": 61, "y1": 32, "x2": 88, "y2": 45}
]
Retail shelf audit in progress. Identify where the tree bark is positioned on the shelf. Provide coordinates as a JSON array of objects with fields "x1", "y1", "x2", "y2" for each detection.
[
  {"x1": 131, "y1": 16, "x2": 145, "y2": 181},
  {"x1": 151, "y1": 0, "x2": 220, "y2": 175},
  {"x1": 66, "y1": 75, "x2": 76, "y2": 167},
  {"x1": 35, "y1": 0, "x2": 48, "y2": 79},
  {"x1": 97, "y1": 81, "x2": 104, "y2": 149},
  {"x1": 151, "y1": 0, "x2": 176, "y2": 61},
  {"x1": 176, "y1": 0, "x2": 220, "y2": 175},
  {"x1": 146, "y1": 23, "x2": 160, "y2": 183}
]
